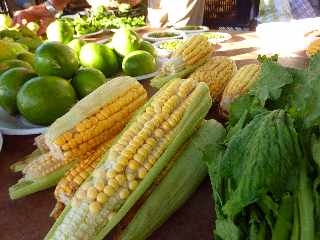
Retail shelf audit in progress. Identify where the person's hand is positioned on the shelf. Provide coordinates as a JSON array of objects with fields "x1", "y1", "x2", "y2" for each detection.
[{"x1": 13, "y1": 4, "x2": 55, "y2": 35}]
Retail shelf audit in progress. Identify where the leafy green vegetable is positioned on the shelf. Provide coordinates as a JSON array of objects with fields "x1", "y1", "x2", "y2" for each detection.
[
  {"x1": 215, "y1": 219, "x2": 241, "y2": 240},
  {"x1": 221, "y1": 110, "x2": 301, "y2": 218}
]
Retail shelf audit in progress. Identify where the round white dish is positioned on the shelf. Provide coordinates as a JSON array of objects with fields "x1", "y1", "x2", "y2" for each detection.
[
  {"x1": 188, "y1": 32, "x2": 232, "y2": 43},
  {"x1": 0, "y1": 107, "x2": 47, "y2": 135}
]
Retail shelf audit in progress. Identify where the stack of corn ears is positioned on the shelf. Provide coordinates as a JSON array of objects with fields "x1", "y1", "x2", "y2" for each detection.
[
  {"x1": 220, "y1": 63, "x2": 261, "y2": 115},
  {"x1": 45, "y1": 78, "x2": 225, "y2": 240},
  {"x1": 306, "y1": 38, "x2": 320, "y2": 57},
  {"x1": 151, "y1": 35, "x2": 214, "y2": 89},
  {"x1": 9, "y1": 77, "x2": 147, "y2": 200}
]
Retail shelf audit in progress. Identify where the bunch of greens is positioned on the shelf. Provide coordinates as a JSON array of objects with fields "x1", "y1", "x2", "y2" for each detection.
[
  {"x1": 63, "y1": 5, "x2": 145, "y2": 36},
  {"x1": 204, "y1": 54, "x2": 320, "y2": 239}
]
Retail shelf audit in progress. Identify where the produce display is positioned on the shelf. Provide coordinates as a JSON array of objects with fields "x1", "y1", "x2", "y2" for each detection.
[
  {"x1": 2, "y1": 8, "x2": 319, "y2": 240},
  {"x1": 9, "y1": 77, "x2": 147, "y2": 199},
  {"x1": 151, "y1": 35, "x2": 214, "y2": 88},
  {"x1": 63, "y1": 5, "x2": 145, "y2": 36}
]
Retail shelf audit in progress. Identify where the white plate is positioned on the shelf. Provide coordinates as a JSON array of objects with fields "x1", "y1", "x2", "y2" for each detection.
[
  {"x1": 173, "y1": 25, "x2": 209, "y2": 34},
  {"x1": 134, "y1": 70, "x2": 159, "y2": 81},
  {"x1": 200, "y1": 32, "x2": 232, "y2": 43},
  {"x1": 0, "y1": 108, "x2": 47, "y2": 135},
  {"x1": 143, "y1": 30, "x2": 186, "y2": 43}
]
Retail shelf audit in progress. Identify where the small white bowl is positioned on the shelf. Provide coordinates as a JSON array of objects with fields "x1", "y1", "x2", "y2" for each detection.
[
  {"x1": 143, "y1": 30, "x2": 186, "y2": 43},
  {"x1": 153, "y1": 39, "x2": 185, "y2": 57},
  {"x1": 173, "y1": 25, "x2": 209, "y2": 34}
]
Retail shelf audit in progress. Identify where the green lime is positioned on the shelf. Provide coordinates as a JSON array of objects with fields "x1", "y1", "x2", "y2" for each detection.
[
  {"x1": 79, "y1": 43, "x2": 119, "y2": 77},
  {"x1": 0, "y1": 59, "x2": 33, "y2": 75},
  {"x1": 140, "y1": 40, "x2": 156, "y2": 57},
  {"x1": 17, "y1": 76, "x2": 77, "y2": 125},
  {"x1": 16, "y1": 36, "x2": 43, "y2": 52},
  {"x1": 0, "y1": 39, "x2": 28, "y2": 61},
  {"x1": 122, "y1": 50, "x2": 157, "y2": 77},
  {"x1": 68, "y1": 39, "x2": 86, "y2": 57},
  {"x1": 17, "y1": 52, "x2": 36, "y2": 68},
  {"x1": 35, "y1": 41, "x2": 79, "y2": 78},
  {"x1": 46, "y1": 20, "x2": 74, "y2": 44},
  {"x1": 111, "y1": 28, "x2": 141, "y2": 56},
  {"x1": 72, "y1": 68, "x2": 106, "y2": 98},
  {"x1": 0, "y1": 67, "x2": 36, "y2": 114}
]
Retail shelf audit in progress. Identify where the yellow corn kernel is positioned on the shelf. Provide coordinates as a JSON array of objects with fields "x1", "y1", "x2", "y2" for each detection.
[
  {"x1": 119, "y1": 188, "x2": 130, "y2": 199},
  {"x1": 87, "y1": 187, "x2": 98, "y2": 200},
  {"x1": 96, "y1": 192, "x2": 108, "y2": 204},
  {"x1": 89, "y1": 201, "x2": 102, "y2": 214},
  {"x1": 104, "y1": 185, "x2": 115, "y2": 196}
]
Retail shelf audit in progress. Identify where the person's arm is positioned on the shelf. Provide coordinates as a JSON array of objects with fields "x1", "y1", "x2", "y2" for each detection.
[{"x1": 13, "y1": 0, "x2": 71, "y2": 35}]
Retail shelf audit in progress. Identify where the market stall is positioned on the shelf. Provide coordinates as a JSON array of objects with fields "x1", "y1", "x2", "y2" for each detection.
[{"x1": 0, "y1": 3, "x2": 319, "y2": 240}]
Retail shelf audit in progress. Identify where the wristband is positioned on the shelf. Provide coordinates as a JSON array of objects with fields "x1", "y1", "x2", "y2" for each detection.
[{"x1": 44, "y1": 0, "x2": 63, "y2": 17}]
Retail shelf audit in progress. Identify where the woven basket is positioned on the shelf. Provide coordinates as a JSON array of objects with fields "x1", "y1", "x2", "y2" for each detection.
[{"x1": 204, "y1": 0, "x2": 259, "y2": 30}]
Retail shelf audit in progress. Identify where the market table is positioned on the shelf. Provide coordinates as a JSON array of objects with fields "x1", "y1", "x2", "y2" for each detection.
[{"x1": 0, "y1": 31, "x2": 308, "y2": 240}]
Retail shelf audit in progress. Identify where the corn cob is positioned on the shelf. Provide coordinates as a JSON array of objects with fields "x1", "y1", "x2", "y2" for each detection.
[
  {"x1": 151, "y1": 35, "x2": 214, "y2": 89},
  {"x1": 220, "y1": 64, "x2": 261, "y2": 114},
  {"x1": 116, "y1": 120, "x2": 226, "y2": 240},
  {"x1": 44, "y1": 77, "x2": 147, "y2": 161},
  {"x1": 188, "y1": 56, "x2": 237, "y2": 100},
  {"x1": 306, "y1": 38, "x2": 320, "y2": 57},
  {"x1": 51, "y1": 140, "x2": 114, "y2": 218},
  {"x1": 9, "y1": 77, "x2": 147, "y2": 200},
  {"x1": 45, "y1": 78, "x2": 212, "y2": 240}
]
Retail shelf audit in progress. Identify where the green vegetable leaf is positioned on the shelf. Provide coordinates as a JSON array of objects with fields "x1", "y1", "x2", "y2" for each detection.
[
  {"x1": 221, "y1": 110, "x2": 301, "y2": 218},
  {"x1": 228, "y1": 94, "x2": 266, "y2": 127},
  {"x1": 273, "y1": 55, "x2": 320, "y2": 129},
  {"x1": 250, "y1": 61, "x2": 293, "y2": 105},
  {"x1": 215, "y1": 219, "x2": 241, "y2": 240}
]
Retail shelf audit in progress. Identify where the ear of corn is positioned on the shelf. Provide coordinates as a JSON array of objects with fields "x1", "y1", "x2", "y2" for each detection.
[
  {"x1": 188, "y1": 56, "x2": 237, "y2": 100},
  {"x1": 116, "y1": 119, "x2": 226, "y2": 240},
  {"x1": 151, "y1": 35, "x2": 214, "y2": 89},
  {"x1": 220, "y1": 64, "x2": 261, "y2": 115},
  {"x1": 51, "y1": 140, "x2": 114, "y2": 219},
  {"x1": 45, "y1": 78, "x2": 212, "y2": 240},
  {"x1": 9, "y1": 77, "x2": 147, "y2": 200},
  {"x1": 306, "y1": 38, "x2": 320, "y2": 57}
]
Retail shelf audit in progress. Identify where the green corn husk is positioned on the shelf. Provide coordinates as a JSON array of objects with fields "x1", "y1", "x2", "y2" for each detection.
[
  {"x1": 45, "y1": 78, "x2": 212, "y2": 240},
  {"x1": 117, "y1": 119, "x2": 226, "y2": 240}
]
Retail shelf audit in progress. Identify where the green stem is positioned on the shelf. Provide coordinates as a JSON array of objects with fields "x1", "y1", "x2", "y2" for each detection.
[
  {"x1": 290, "y1": 197, "x2": 299, "y2": 240},
  {"x1": 271, "y1": 194, "x2": 293, "y2": 240},
  {"x1": 298, "y1": 158, "x2": 315, "y2": 240}
]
